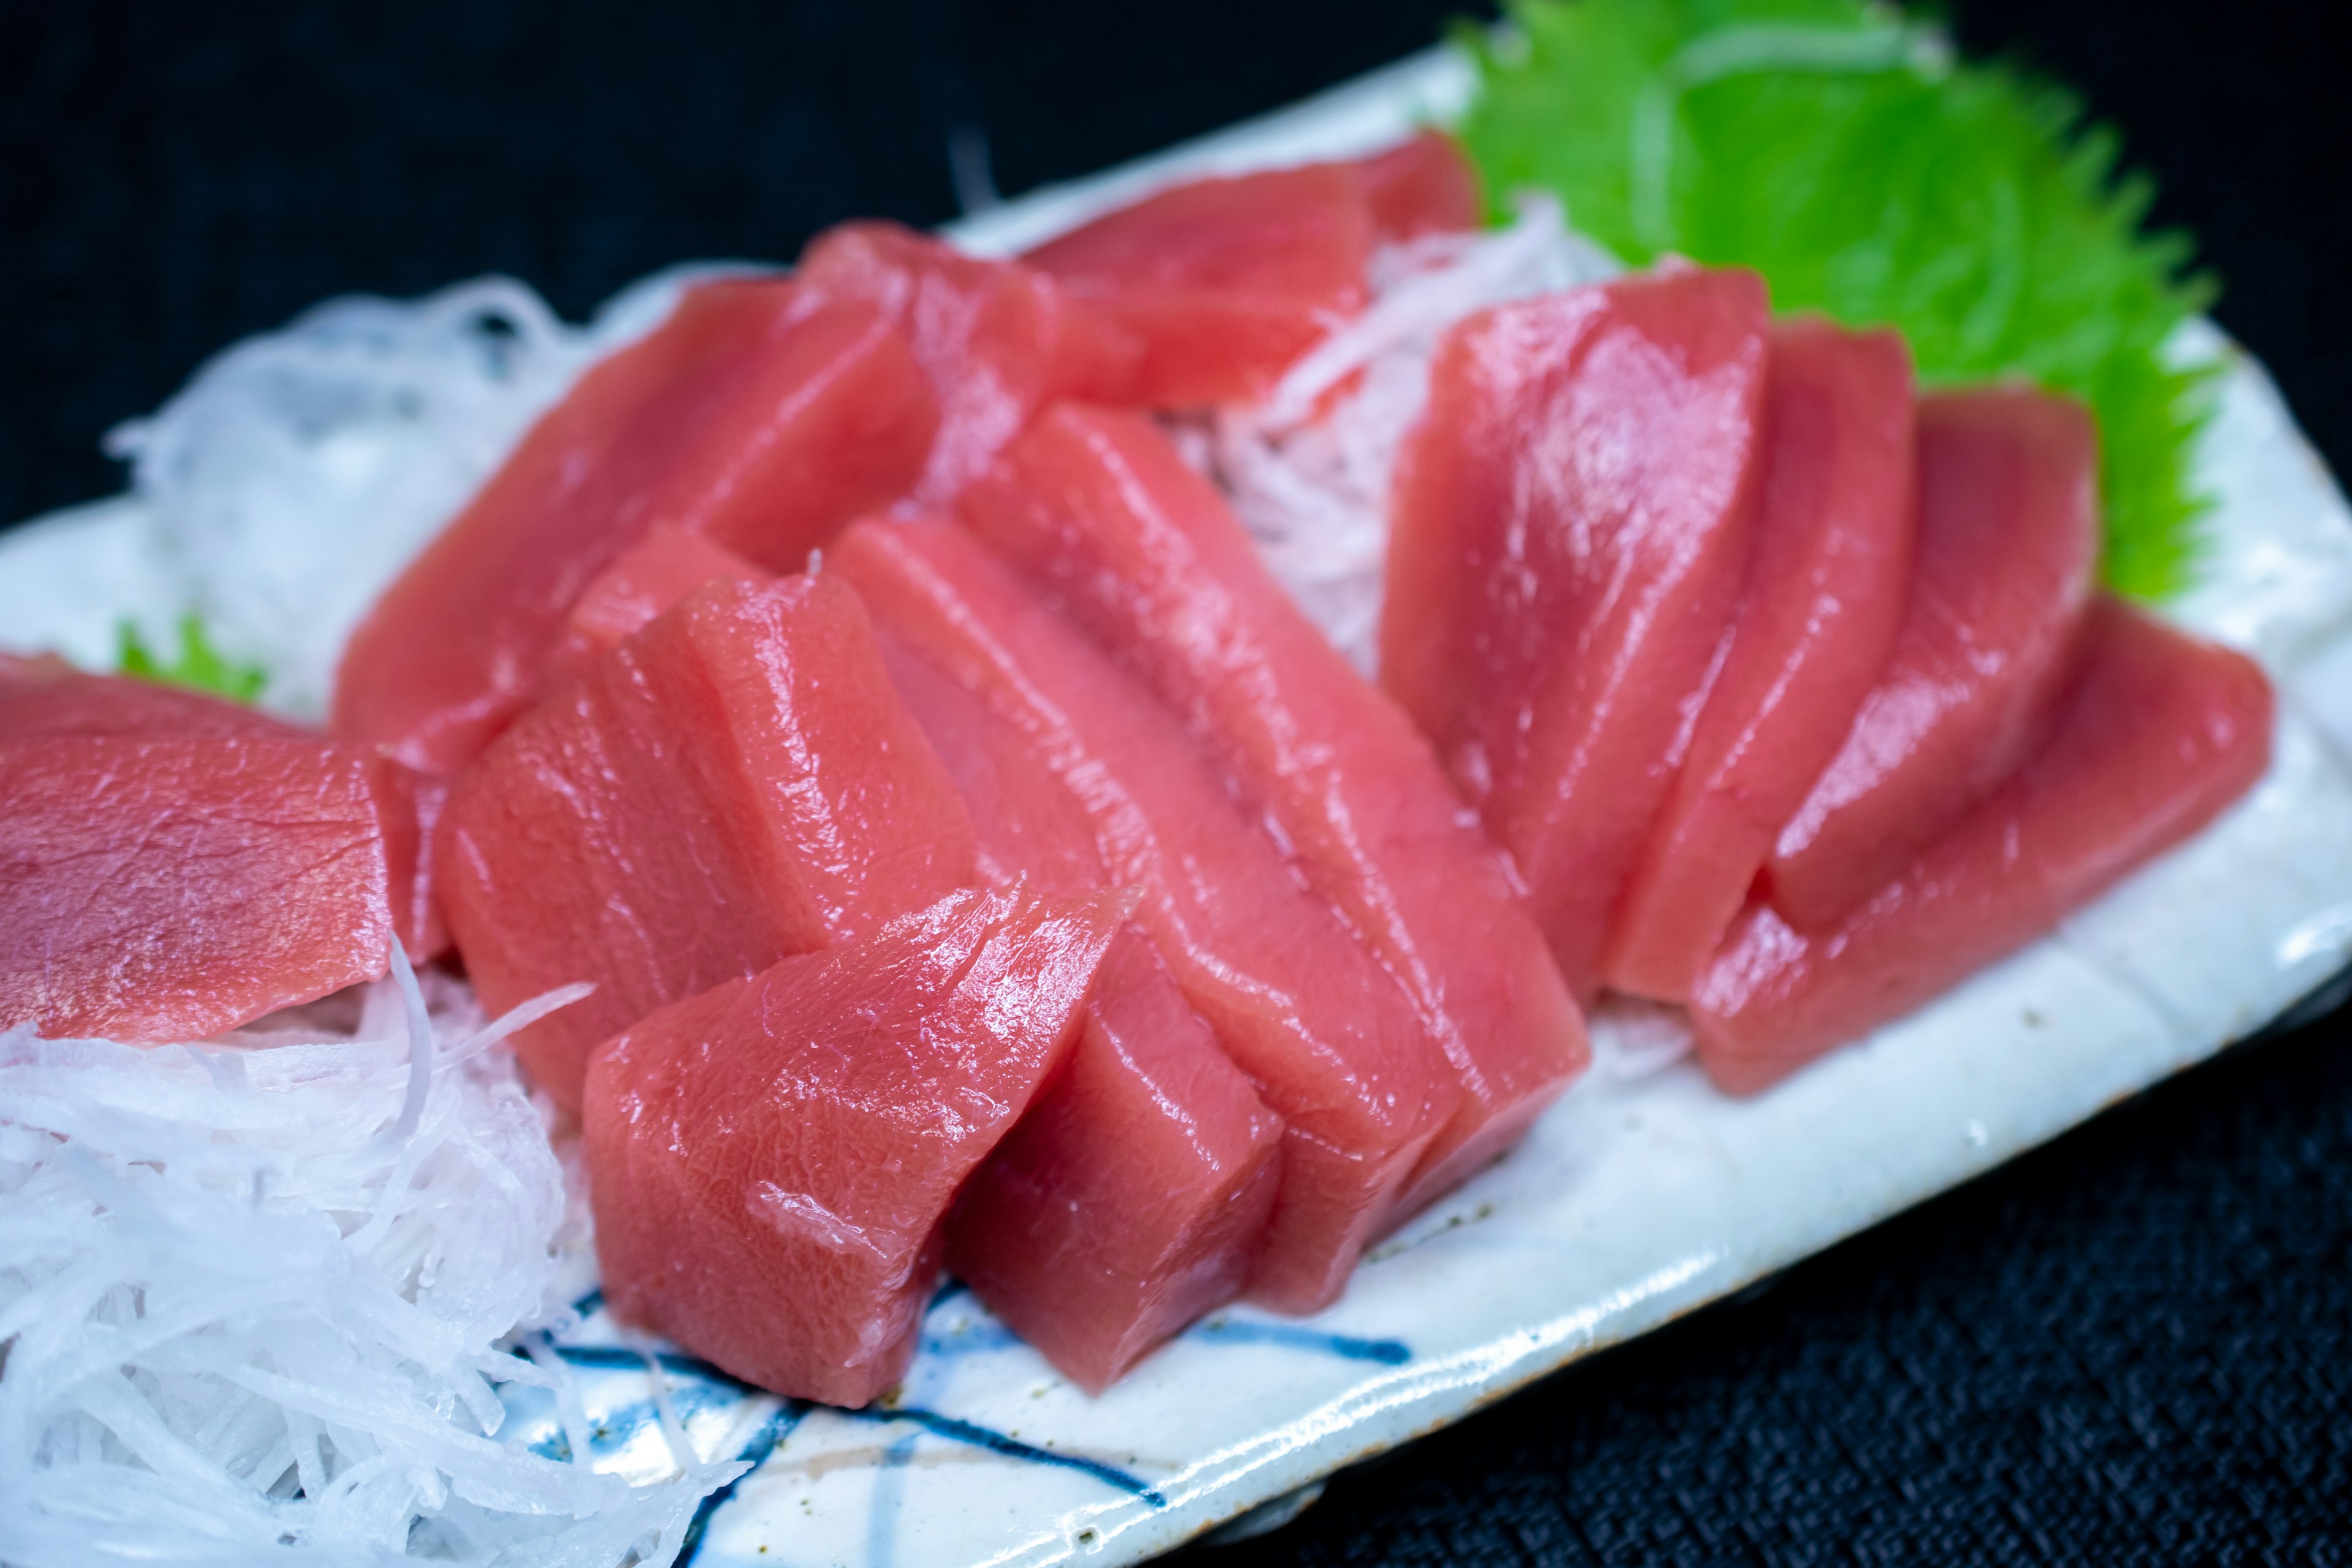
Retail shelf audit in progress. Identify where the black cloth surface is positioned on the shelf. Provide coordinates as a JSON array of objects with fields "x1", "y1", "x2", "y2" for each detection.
[{"x1": 4, "y1": 2, "x2": 2349, "y2": 1561}]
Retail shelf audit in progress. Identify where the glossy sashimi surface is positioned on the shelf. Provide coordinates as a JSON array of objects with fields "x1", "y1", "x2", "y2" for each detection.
[
  {"x1": 1694, "y1": 598, "x2": 2274, "y2": 1093},
  {"x1": 334, "y1": 281, "x2": 937, "y2": 775},
  {"x1": 1604, "y1": 320, "x2": 1918, "y2": 1000},
  {"x1": 1355, "y1": 130, "x2": 1483, "y2": 243},
  {"x1": 0, "y1": 663, "x2": 444, "y2": 961},
  {"x1": 835, "y1": 517, "x2": 1453, "y2": 1313},
  {"x1": 584, "y1": 886, "x2": 1119, "y2": 1407},
  {"x1": 797, "y1": 223, "x2": 1139, "y2": 504},
  {"x1": 885, "y1": 597, "x2": 1282, "y2": 1381},
  {"x1": 891, "y1": 641, "x2": 1282, "y2": 1378},
  {"x1": 1384, "y1": 268, "x2": 1772, "y2": 998},
  {"x1": 439, "y1": 575, "x2": 976, "y2": 1110},
  {"x1": 546, "y1": 524, "x2": 776, "y2": 683},
  {"x1": 528, "y1": 526, "x2": 775, "y2": 984},
  {"x1": 949, "y1": 926, "x2": 1284, "y2": 1393},
  {"x1": 1, "y1": 735, "x2": 391, "y2": 1042},
  {"x1": 1023, "y1": 164, "x2": 1373, "y2": 407},
  {"x1": 874, "y1": 625, "x2": 1110, "y2": 899},
  {"x1": 1767, "y1": 388, "x2": 2101, "y2": 930},
  {"x1": 963, "y1": 406, "x2": 1585, "y2": 1216}
]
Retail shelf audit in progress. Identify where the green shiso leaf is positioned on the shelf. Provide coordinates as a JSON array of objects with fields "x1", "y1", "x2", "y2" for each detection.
[
  {"x1": 1456, "y1": 0, "x2": 2217, "y2": 598},
  {"x1": 117, "y1": 614, "x2": 268, "y2": 704}
]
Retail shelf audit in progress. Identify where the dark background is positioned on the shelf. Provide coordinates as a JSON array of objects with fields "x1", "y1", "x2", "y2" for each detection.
[{"x1": 5, "y1": 1, "x2": 2349, "y2": 1560}]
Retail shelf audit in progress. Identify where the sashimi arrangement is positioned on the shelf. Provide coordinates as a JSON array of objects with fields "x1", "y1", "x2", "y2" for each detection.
[
  {"x1": 4, "y1": 4, "x2": 2340, "y2": 1565},
  {"x1": 2, "y1": 125, "x2": 2262, "y2": 1390}
]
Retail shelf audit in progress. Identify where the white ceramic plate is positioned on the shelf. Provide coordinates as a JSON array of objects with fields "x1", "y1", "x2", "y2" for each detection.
[{"x1": 8, "y1": 45, "x2": 2352, "y2": 1568}]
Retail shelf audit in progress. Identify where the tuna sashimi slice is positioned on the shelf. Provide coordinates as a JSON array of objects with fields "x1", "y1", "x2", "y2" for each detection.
[
  {"x1": 546, "y1": 524, "x2": 777, "y2": 684},
  {"x1": 585, "y1": 885, "x2": 1120, "y2": 1407},
  {"x1": 875, "y1": 627, "x2": 1110, "y2": 899},
  {"x1": 0, "y1": 664, "x2": 444, "y2": 961},
  {"x1": 334, "y1": 282, "x2": 937, "y2": 774},
  {"x1": 0, "y1": 652, "x2": 71, "y2": 684},
  {"x1": 1, "y1": 736, "x2": 391, "y2": 1041},
  {"x1": 546, "y1": 527, "x2": 1095, "y2": 900},
  {"x1": 1356, "y1": 130, "x2": 1483, "y2": 243},
  {"x1": 797, "y1": 224, "x2": 1139, "y2": 505},
  {"x1": 949, "y1": 927, "x2": 1284, "y2": 1393},
  {"x1": 1384, "y1": 268, "x2": 1773, "y2": 998},
  {"x1": 963, "y1": 407, "x2": 1585, "y2": 1216},
  {"x1": 1603, "y1": 320, "x2": 1918, "y2": 1000},
  {"x1": 1010, "y1": 130, "x2": 1481, "y2": 411},
  {"x1": 836, "y1": 517, "x2": 1452, "y2": 1312},
  {"x1": 1693, "y1": 599, "x2": 2274, "y2": 1094},
  {"x1": 1767, "y1": 388, "x2": 2101, "y2": 930},
  {"x1": 1, "y1": 662, "x2": 303, "y2": 742},
  {"x1": 439, "y1": 575, "x2": 976, "y2": 1110},
  {"x1": 892, "y1": 637, "x2": 1281, "y2": 1373},
  {"x1": 1023, "y1": 164, "x2": 1374, "y2": 407},
  {"x1": 884, "y1": 614, "x2": 1281, "y2": 1374}
]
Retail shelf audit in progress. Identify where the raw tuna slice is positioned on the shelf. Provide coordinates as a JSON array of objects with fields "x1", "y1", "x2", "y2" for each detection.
[
  {"x1": 1693, "y1": 599, "x2": 2273, "y2": 1093},
  {"x1": 875, "y1": 630, "x2": 1109, "y2": 898},
  {"x1": 335, "y1": 282, "x2": 937, "y2": 774},
  {"x1": 0, "y1": 665, "x2": 444, "y2": 960},
  {"x1": 586, "y1": 885, "x2": 1119, "y2": 1406},
  {"x1": 1767, "y1": 388, "x2": 2101, "y2": 930},
  {"x1": 1, "y1": 736, "x2": 391, "y2": 1041},
  {"x1": 1603, "y1": 320, "x2": 1918, "y2": 1000},
  {"x1": 2, "y1": 663, "x2": 297, "y2": 742},
  {"x1": 1382, "y1": 268, "x2": 1772, "y2": 997},
  {"x1": 1356, "y1": 130, "x2": 1482, "y2": 242},
  {"x1": 963, "y1": 407, "x2": 1585, "y2": 1215},
  {"x1": 836, "y1": 517, "x2": 1452, "y2": 1312},
  {"x1": 950, "y1": 927, "x2": 1284, "y2": 1392},
  {"x1": 439, "y1": 575, "x2": 976, "y2": 1110},
  {"x1": 546, "y1": 524, "x2": 777, "y2": 684},
  {"x1": 889, "y1": 639, "x2": 1282, "y2": 1374},
  {"x1": 796, "y1": 224, "x2": 1139, "y2": 504},
  {"x1": 0, "y1": 651, "x2": 72, "y2": 684},
  {"x1": 1023, "y1": 163, "x2": 1374, "y2": 407}
]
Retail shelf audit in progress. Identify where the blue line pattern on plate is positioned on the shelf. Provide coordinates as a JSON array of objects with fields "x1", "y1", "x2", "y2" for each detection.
[
  {"x1": 919, "y1": 1319, "x2": 1026, "y2": 1358},
  {"x1": 678, "y1": 1404, "x2": 804, "y2": 1566},
  {"x1": 839, "y1": 1406, "x2": 1164, "y2": 1505},
  {"x1": 545, "y1": 1342, "x2": 750, "y2": 1385},
  {"x1": 524, "y1": 1275, "x2": 1413, "y2": 1555},
  {"x1": 864, "y1": 1428, "x2": 922, "y2": 1568},
  {"x1": 532, "y1": 1333, "x2": 1164, "y2": 1507},
  {"x1": 1186, "y1": 1317, "x2": 1412, "y2": 1363}
]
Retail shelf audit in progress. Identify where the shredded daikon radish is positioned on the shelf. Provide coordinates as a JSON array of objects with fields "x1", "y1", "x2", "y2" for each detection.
[
  {"x1": 102, "y1": 264, "x2": 758, "y2": 723},
  {"x1": 0, "y1": 968, "x2": 741, "y2": 1568},
  {"x1": 1191, "y1": 196, "x2": 1618, "y2": 673}
]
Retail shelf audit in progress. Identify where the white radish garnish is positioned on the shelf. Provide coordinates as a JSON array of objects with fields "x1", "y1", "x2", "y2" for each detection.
[{"x1": 0, "y1": 970, "x2": 740, "y2": 1568}]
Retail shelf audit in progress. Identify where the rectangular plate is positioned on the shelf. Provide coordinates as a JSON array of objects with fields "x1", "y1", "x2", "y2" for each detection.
[{"x1": 7, "y1": 45, "x2": 2352, "y2": 1568}]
